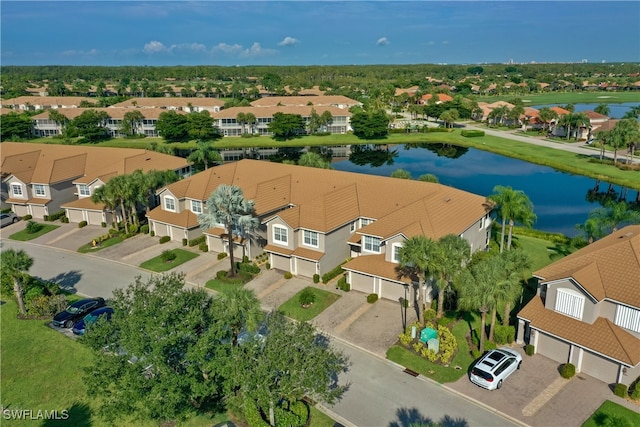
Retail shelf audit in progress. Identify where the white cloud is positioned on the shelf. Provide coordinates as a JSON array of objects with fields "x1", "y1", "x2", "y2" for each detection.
[
  {"x1": 62, "y1": 48, "x2": 98, "y2": 56},
  {"x1": 213, "y1": 43, "x2": 244, "y2": 54},
  {"x1": 376, "y1": 37, "x2": 389, "y2": 46},
  {"x1": 278, "y1": 36, "x2": 299, "y2": 47},
  {"x1": 238, "y1": 42, "x2": 277, "y2": 58},
  {"x1": 143, "y1": 41, "x2": 167, "y2": 53}
]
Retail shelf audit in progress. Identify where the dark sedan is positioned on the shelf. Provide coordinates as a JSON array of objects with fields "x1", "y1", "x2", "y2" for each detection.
[
  {"x1": 52, "y1": 297, "x2": 106, "y2": 328},
  {"x1": 72, "y1": 306, "x2": 114, "y2": 335}
]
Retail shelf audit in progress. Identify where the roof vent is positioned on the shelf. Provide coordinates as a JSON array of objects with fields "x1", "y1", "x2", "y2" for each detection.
[{"x1": 444, "y1": 197, "x2": 451, "y2": 202}]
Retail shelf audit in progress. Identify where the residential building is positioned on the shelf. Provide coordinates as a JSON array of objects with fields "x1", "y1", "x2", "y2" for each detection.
[
  {"x1": 1, "y1": 96, "x2": 94, "y2": 111},
  {"x1": 517, "y1": 225, "x2": 640, "y2": 386},
  {"x1": 1, "y1": 142, "x2": 190, "y2": 222},
  {"x1": 147, "y1": 160, "x2": 491, "y2": 303},
  {"x1": 109, "y1": 97, "x2": 225, "y2": 113},
  {"x1": 250, "y1": 95, "x2": 361, "y2": 109}
]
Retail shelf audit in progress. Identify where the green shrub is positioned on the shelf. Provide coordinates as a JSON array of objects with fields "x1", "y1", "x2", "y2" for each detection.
[
  {"x1": 367, "y1": 293, "x2": 378, "y2": 304},
  {"x1": 109, "y1": 227, "x2": 120, "y2": 236},
  {"x1": 560, "y1": 363, "x2": 576, "y2": 379},
  {"x1": 484, "y1": 341, "x2": 497, "y2": 351},
  {"x1": 188, "y1": 236, "x2": 206, "y2": 247},
  {"x1": 216, "y1": 270, "x2": 227, "y2": 280},
  {"x1": 182, "y1": 238, "x2": 188, "y2": 246},
  {"x1": 613, "y1": 383, "x2": 628, "y2": 397},
  {"x1": 25, "y1": 220, "x2": 43, "y2": 234},
  {"x1": 472, "y1": 349, "x2": 483, "y2": 359},
  {"x1": 313, "y1": 274, "x2": 320, "y2": 284},
  {"x1": 337, "y1": 275, "x2": 350, "y2": 292},
  {"x1": 238, "y1": 262, "x2": 260, "y2": 274},
  {"x1": 23, "y1": 214, "x2": 33, "y2": 221},
  {"x1": 423, "y1": 308, "x2": 437, "y2": 327},
  {"x1": 140, "y1": 224, "x2": 149, "y2": 234},
  {"x1": 78, "y1": 220, "x2": 87, "y2": 228},
  {"x1": 525, "y1": 344, "x2": 535, "y2": 356},
  {"x1": 26, "y1": 294, "x2": 67, "y2": 317},
  {"x1": 299, "y1": 288, "x2": 316, "y2": 306},
  {"x1": 161, "y1": 250, "x2": 177, "y2": 262},
  {"x1": 460, "y1": 129, "x2": 485, "y2": 137},
  {"x1": 217, "y1": 252, "x2": 227, "y2": 260},
  {"x1": 266, "y1": 263, "x2": 271, "y2": 270},
  {"x1": 494, "y1": 325, "x2": 515, "y2": 345},
  {"x1": 60, "y1": 216, "x2": 69, "y2": 223},
  {"x1": 284, "y1": 272, "x2": 293, "y2": 279},
  {"x1": 128, "y1": 224, "x2": 138, "y2": 234},
  {"x1": 199, "y1": 243, "x2": 208, "y2": 252},
  {"x1": 101, "y1": 222, "x2": 107, "y2": 228},
  {"x1": 322, "y1": 260, "x2": 349, "y2": 283},
  {"x1": 45, "y1": 210, "x2": 66, "y2": 222},
  {"x1": 629, "y1": 377, "x2": 640, "y2": 400},
  {"x1": 159, "y1": 235, "x2": 170, "y2": 244}
]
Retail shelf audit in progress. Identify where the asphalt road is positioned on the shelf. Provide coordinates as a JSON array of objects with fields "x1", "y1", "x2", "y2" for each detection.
[{"x1": 0, "y1": 239, "x2": 519, "y2": 427}]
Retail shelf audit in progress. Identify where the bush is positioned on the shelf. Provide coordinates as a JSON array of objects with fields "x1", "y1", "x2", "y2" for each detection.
[
  {"x1": 560, "y1": 363, "x2": 576, "y2": 379},
  {"x1": 78, "y1": 220, "x2": 87, "y2": 228},
  {"x1": 101, "y1": 222, "x2": 107, "y2": 228},
  {"x1": 629, "y1": 377, "x2": 640, "y2": 400},
  {"x1": 321, "y1": 260, "x2": 349, "y2": 284},
  {"x1": 525, "y1": 344, "x2": 535, "y2": 356},
  {"x1": 23, "y1": 214, "x2": 33, "y2": 221},
  {"x1": 25, "y1": 220, "x2": 43, "y2": 234},
  {"x1": 313, "y1": 274, "x2": 320, "y2": 284},
  {"x1": 129, "y1": 224, "x2": 138, "y2": 234},
  {"x1": 299, "y1": 288, "x2": 316, "y2": 306},
  {"x1": 199, "y1": 243, "x2": 208, "y2": 252},
  {"x1": 60, "y1": 216, "x2": 69, "y2": 223},
  {"x1": 460, "y1": 129, "x2": 485, "y2": 137},
  {"x1": 159, "y1": 235, "x2": 170, "y2": 244},
  {"x1": 484, "y1": 341, "x2": 497, "y2": 351},
  {"x1": 150, "y1": 230, "x2": 155, "y2": 237},
  {"x1": 182, "y1": 238, "x2": 188, "y2": 246},
  {"x1": 188, "y1": 236, "x2": 206, "y2": 247},
  {"x1": 109, "y1": 227, "x2": 120, "y2": 236},
  {"x1": 217, "y1": 252, "x2": 228, "y2": 260},
  {"x1": 216, "y1": 270, "x2": 228, "y2": 280},
  {"x1": 337, "y1": 275, "x2": 350, "y2": 292},
  {"x1": 472, "y1": 349, "x2": 483, "y2": 359},
  {"x1": 238, "y1": 262, "x2": 260, "y2": 274},
  {"x1": 367, "y1": 293, "x2": 378, "y2": 304},
  {"x1": 26, "y1": 294, "x2": 67, "y2": 317},
  {"x1": 266, "y1": 263, "x2": 271, "y2": 270},
  {"x1": 161, "y1": 250, "x2": 177, "y2": 262},
  {"x1": 46, "y1": 210, "x2": 66, "y2": 222},
  {"x1": 613, "y1": 383, "x2": 628, "y2": 398},
  {"x1": 423, "y1": 309, "x2": 437, "y2": 327},
  {"x1": 284, "y1": 272, "x2": 293, "y2": 279},
  {"x1": 494, "y1": 325, "x2": 515, "y2": 345},
  {"x1": 140, "y1": 224, "x2": 149, "y2": 234}
]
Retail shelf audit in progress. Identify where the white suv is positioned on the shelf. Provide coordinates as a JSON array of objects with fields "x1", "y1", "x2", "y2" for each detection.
[{"x1": 469, "y1": 347, "x2": 522, "y2": 390}]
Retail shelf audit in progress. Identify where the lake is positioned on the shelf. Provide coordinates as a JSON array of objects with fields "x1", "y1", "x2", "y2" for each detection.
[
  {"x1": 531, "y1": 102, "x2": 639, "y2": 120},
  {"x1": 332, "y1": 144, "x2": 639, "y2": 237}
]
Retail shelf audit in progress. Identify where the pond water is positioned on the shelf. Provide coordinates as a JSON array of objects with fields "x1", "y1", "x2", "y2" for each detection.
[
  {"x1": 332, "y1": 144, "x2": 639, "y2": 237},
  {"x1": 531, "y1": 102, "x2": 639, "y2": 120}
]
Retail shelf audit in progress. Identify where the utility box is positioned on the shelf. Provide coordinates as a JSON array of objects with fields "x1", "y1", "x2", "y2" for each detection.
[
  {"x1": 427, "y1": 338, "x2": 440, "y2": 354},
  {"x1": 420, "y1": 327, "x2": 437, "y2": 344}
]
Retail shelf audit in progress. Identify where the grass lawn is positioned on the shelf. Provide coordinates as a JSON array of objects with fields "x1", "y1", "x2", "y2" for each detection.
[
  {"x1": 139, "y1": 249, "x2": 199, "y2": 272},
  {"x1": 9, "y1": 223, "x2": 60, "y2": 241},
  {"x1": 278, "y1": 287, "x2": 341, "y2": 322},
  {"x1": 476, "y1": 91, "x2": 640, "y2": 105},
  {"x1": 386, "y1": 312, "x2": 479, "y2": 383},
  {"x1": 77, "y1": 236, "x2": 123, "y2": 253},
  {"x1": 581, "y1": 400, "x2": 640, "y2": 427}
]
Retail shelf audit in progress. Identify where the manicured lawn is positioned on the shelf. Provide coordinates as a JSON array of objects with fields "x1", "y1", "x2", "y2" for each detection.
[
  {"x1": 581, "y1": 400, "x2": 640, "y2": 427},
  {"x1": 477, "y1": 91, "x2": 640, "y2": 105},
  {"x1": 9, "y1": 223, "x2": 60, "y2": 241},
  {"x1": 139, "y1": 249, "x2": 199, "y2": 272},
  {"x1": 77, "y1": 236, "x2": 123, "y2": 253},
  {"x1": 278, "y1": 287, "x2": 341, "y2": 322},
  {"x1": 386, "y1": 312, "x2": 479, "y2": 383}
]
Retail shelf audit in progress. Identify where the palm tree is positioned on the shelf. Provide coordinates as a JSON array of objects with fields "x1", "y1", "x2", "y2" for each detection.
[
  {"x1": 188, "y1": 140, "x2": 222, "y2": 171},
  {"x1": 215, "y1": 286, "x2": 263, "y2": 347},
  {"x1": 588, "y1": 200, "x2": 640, "y2": 234},
  {"x1": 198, "y1": 184, "x2": 259, "y2": 277},
  {"x1": 91, "y1": 183, "x2": 118, "y2": 228},
  {"x1": 499, "y1": 249, "x2": 530, "y2": 327},
  {"x1": 398, "y1": 236, "x2": 435, "y2": 325},
  {"x1": 538, "y1": 107, "x2": 558, "y2": 134},
  {"x1": 609, "y1": 118, "x2": 640, "y2": 166},
  {"x1": 575, "y1": 217, "x2": 606, "y2": 244},
  {"x1": 1, "y1": 249, "x2": 34, "y2": 315},
  {"x1": 594, "y1": 104, "x2": 610, "y2": 116},
  {"x1": 489, "y1": 186, "x2": 537, "y2": 253},
  {"x1": 236, "y1": 112, "x2": 248, "y2": 134},
  {"x1": 433, "y1": 234, "x2": 471, "y2": 319}
]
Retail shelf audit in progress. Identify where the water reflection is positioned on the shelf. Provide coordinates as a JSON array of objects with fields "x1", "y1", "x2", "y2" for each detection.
[{"x1": 333, "y1": 144, "x2": 639, "y2": 237}]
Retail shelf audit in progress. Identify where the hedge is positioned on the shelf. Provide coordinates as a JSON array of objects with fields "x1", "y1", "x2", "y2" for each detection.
[
  {"x1": 188, "y1": 235, "x2": 206, "y2": 247},
  {"x1": 460, "y1": 129, "x2": 485, "y2": 137},
  {"x1": 159, "y1": 236, "x2": 170, "y2": 244},
  {"x1": 44, "y1": 210, "x2": 66, "y2": 222},
  {"x1": 322, "y1": 259, "x2": 349, "y2": 284}
]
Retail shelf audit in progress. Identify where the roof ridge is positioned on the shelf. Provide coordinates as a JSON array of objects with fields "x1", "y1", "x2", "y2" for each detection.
[{"x1": 605, "y1": 318, "x2": 636, "y2": 366}]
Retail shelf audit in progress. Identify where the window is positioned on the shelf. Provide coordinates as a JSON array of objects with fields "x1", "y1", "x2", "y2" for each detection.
[
  {"x1": 361, "y1": 218, "x2": 371, "y2": 227},
  {"x1": 615, "y1": 305, "x2": 640, "y2": 333},
  {"x1": 164, "y1": 196, "x2": 176, "y2": 212},
  {"x1": 392, "y1": 244, "x2": 402, "y2": 262},
  {"x1": 363, "y1": 235, "x2": 381, "y2": 253},
  {"x1": 273, "y1": 226, "x2": 288, "y2": 244},
  {"x1": 554, "y1": 288, "x2": 584, "y2": 319},
  {"x1": 78, "y1": 184, "x2": 90, "y2": 196},
  {"x1": 303, "y1": 230, "x2": 318, "y2": 247},
  {"x1": 11, "y1": 184, "x2": 23, "y2": 197},
  {"x1": 34, "y1": 184, "x2": 46, "y2": 197},
  {"x1": 191, "y1": 200, "x2": 202, "y2": 214},
  {"x1": 350, "y1": 221, "x2": 356, "y2": 232}
]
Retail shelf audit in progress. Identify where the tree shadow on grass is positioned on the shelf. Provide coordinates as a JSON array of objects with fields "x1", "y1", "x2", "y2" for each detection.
[{"x1": 41, "y1": 402, "x2": 91, "y2": 427}]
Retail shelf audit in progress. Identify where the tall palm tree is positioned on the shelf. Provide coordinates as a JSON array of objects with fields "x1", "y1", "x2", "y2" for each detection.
[
  {"x1": 187, "y1": 140, "x2": 222, "y2": 171},
  {"x1": 1, "y1": 249, "x2": 34, "y2": 315},
  {"x1": 236, "y1": 112, "x2": 248, "y2": 134},
  {"x1": 398, "y1": 235, "x2": 435, "y2": 325},
  {"x1": 198, "y1": 184, "x2": 259, "y2": 277},
  {"x1": 215, "y1": 286, "x2": 263, "y2": 347},
  {"x1": 91, "y1": 183, "x2": 118, "y2": 229},
  {"x1": 499, "y1": 249, "x2": 531, "y2": 327},
  {"x1": 588, "y1": 200, "x2": 640, "y2": 234},
  {"x1": 609, "y1": 118, "x2": 640, "y2": 166},
  {"x1": 575, "y1": 217, "x2": 606, "y2": 244},
  {"x1": 433, "y1": 234, "x2": 471, "y2": 319},
  {"x1": 489, "y1": 185, "x2": 537, "y2": 253},
  {"x1": 538, "y1": 107, "x2": 558, "y2": 133}
]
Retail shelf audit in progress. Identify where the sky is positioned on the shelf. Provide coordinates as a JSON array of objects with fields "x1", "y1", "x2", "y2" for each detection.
[{"x1": 1, "y1": 1, "x2": 639, "y2": 67}]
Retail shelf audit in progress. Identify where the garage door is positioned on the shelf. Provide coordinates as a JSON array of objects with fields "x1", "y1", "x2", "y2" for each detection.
[
  {"x1": 153, "y1": 222, "x2": 170, "y2": 237},
  {"x1": 88, "y1": 211, "x2": 103, "y2": 225},
  {"x1": 295, "y1": 258, "x2": 316, "y2": 278},
  {"x1": 67, "y1": 209, "x2": 84, "y2": 224},
  {"x1": 382, "y1": 280, "x2": 406, "y2": 302},
  {"x1": 270, "y1": 254, "x2": 290, "y2": 272},
  {"x1": 537, "y1": 332, "x2": 570, "y2": 364},
  {"x1": 580, "y1": 349, "x2": 619, "y2": 384}
]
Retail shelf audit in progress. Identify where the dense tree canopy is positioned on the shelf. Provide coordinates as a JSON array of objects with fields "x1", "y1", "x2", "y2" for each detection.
[
  {"x1": 350, "y1": 110, "x2": 390, "y2": 139},
  {"x1": 268, "y1": 112, "x2": 306, "y2": 140}
]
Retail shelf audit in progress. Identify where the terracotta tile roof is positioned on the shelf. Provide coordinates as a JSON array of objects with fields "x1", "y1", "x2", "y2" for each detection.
[
  {"x1": 420, "y1": 93, "x2": 453, "y2": 103},
  {"x1": 110, "y1": 97, "x2": 225, "y2": 109},
  {"x1": 26, "y1": 197, "x2": 50, "y2": 205},
  {"x1": 342, "y1": 254, "x2": 413, "y2": 285},
  {"x1": 291, "y1": 247, "x2": 324, "y2": 261},
  {"x1": 551, "y1": 106, "x2": 570, "y2": 116},
  {"x1": 61, "y1": 197, "x2": 105, "y2": 210},
  {"x1": 1, "y1": 96, "x2": 94, "y2": 107},
  {"x1": 1, "y1": 143, "x2": 189, "y2": 188},
  {"x1": 518, "y1": 297, "x2": 640, "y2": 366},
  {"x1": 32, "y1": 107, "x2": 183, "y2": 120},
  {"x1": 250, "y1": 95, "x2": 360, "y2": 108},
  {"x1": 146, "y1": 207, "x2": 200, "y2": 229},
  {"x1": 263, "y1": 244, "x2": 294, "y2": 256},
  {"x1": 582, "y1": 110, "x2": 609, "y2": 120},
  {"x1": 212, "y1": 105, "x2": 351, "y2": 119},
  {"x1": 166, "y1": 160, "x2": 489, "y2": 236},
  {"x1": 534, "y1": 225, "x2": 640, "y2": 307}
]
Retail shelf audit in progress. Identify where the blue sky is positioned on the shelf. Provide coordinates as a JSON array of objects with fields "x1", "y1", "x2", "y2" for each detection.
[{"x1": 2, "y1": 1, "x2": 639, "y2": 66}]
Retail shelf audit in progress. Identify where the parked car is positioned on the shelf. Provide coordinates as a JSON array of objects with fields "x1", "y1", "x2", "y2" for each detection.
[
  {"x1": 52, "y1": 297, "x2": 106, "y2": 328},
  {"x1": 0, "y1": 212, "x2": 19, "y2": 227},
  {"x1": 469, "y1": 347, "x2": 522, "y2": 390},
  {"x1": 72, "y1": 306, "x2": 114, "y2": 335}
]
